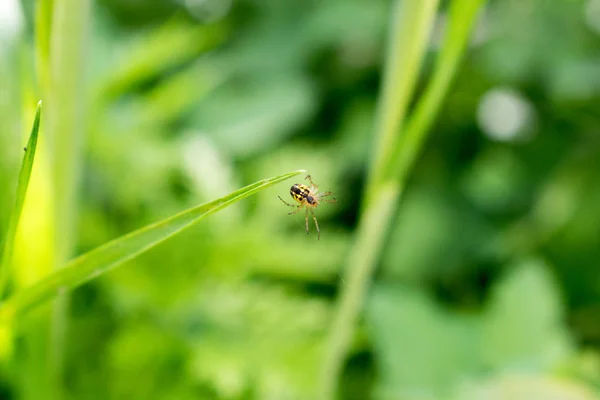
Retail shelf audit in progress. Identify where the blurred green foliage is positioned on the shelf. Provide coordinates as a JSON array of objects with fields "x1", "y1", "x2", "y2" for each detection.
[{"x1": 1, "y1": 0, "x2": 600, "y2": 399}]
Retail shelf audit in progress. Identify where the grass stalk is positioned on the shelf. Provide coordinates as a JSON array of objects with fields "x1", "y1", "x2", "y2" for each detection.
[
  {"x1": 388, "y1": 0, "x2": 486, "y2": 182},
  {"x1": 365, "y1": 0, "x2": 441, "y2": 204},
  {"x1": 0, "y1": 102, "x2": 42, "y2": 300},
  {"x1": 0, "y1": 170, "x2": 304, "y2": 323},
  {"x1": 319, "y1": 0, "x2": 485, "y2": 398},
  {"x1": 319, "y1": 1, "x2": 440, "y2": 397},
  {"x1": 32, "y1": 0, "x2": 91, "y2": 397}
]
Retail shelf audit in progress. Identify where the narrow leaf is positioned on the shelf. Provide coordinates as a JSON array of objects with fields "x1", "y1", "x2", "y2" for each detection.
[
  {"x1": 388, "y1": 0, "x2": 485, "y2": 182},
  {"x1": 0, "y1": 169, "x2": 304, "y2": 320},
  {"x1": 0, "y1": 101, "x2": 42, "y2": 300}
]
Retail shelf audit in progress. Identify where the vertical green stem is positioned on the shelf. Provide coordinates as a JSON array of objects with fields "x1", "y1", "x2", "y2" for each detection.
[
  {"x1": 365, "y1": 0, "x2": 440, "y2": 204},
  {"x1": 388, "y1": 0, "x2": 486, "y2": 182},
  {"x1": 319, "y1": 0, "x2": 485, "y2": 398},
  {"x1": 35, "y1": 0, "x2": 53, "y2": 95},
  {"x1": 319, "y1": 183, "x2": 401, "y2": 399},
  {"x1": 47, "y1": 0, "x2": 90, "y2": 396},
  {"x1": 319, "y1": 1, "x2": 440, "y2": 398},
  {"x1": 48, "y1": 1, "x2": 90, "y2": 255}
]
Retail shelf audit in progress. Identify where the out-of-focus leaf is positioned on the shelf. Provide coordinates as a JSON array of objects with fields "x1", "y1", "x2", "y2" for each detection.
[
  {"x1": 382, "y1": 187, "x2": 492, "y2": 283},
  {"x1": 97, "y1": 21, "x2": 228, "y2": 101},
  {"x1": 191, "y1": 75, "x2": 317, "y2": 157},
  {"x1": 187, "y1": 282, "x2": 331, "y2": 399},
  {"x1": 137, "y1": 60, "x2": 227, "y2": 126},
  {"x1": 482, "y1": 258, "x2": 573, "y2": 370},
  {"x1": 455, "y1": 373, "x2": 598, "y2": 400},
  {"x1": 367, "y1": 284, "x2": 481, "y2": 399},
  {"x1": 461, "y1": 147, "x2": 528, "y2": 214}
]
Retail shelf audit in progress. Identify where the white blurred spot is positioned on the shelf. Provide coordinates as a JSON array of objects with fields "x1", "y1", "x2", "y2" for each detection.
[
  {"x1": 0, "y1": 0, "x2": 23, "y2": 44},
  {"x1": 584, "y1": 0, "x2": 600, "y2": 35},
  {"x1": 182, "y1": 134, "x2": 235, "y2": 200},
  {"x1": 477, "y1": 88, "x2": 535, "y2": 142},
  {"x1": 181, "y1": 133, "x2": 241, "y2": 227},
  {"x1": 182, "y1": 0, "x2": 232, "y2": 22}
]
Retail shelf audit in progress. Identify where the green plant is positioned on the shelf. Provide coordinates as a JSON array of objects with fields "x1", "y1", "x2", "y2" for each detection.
[
  {"x1": 0, "y1": 102, "x2": 42, "y2": 301},
  {"x1": 0, "y1": 169, "x2": 304, "y2": 323},
  {"x1": 319, "y1": 0, "x2": 485, "y2": 398}
]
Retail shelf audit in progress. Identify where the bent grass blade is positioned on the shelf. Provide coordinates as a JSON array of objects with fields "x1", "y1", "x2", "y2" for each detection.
[
  {"x1": 0, "y1": 101, "x2": 42, "y2": 300},
  {"x1": 0, "y1": 169, "x2": 305, "y2": 321}
]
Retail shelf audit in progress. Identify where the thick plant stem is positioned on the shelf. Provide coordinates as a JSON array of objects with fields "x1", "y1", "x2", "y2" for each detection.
[
  {"x1": 388, "y1": 0, "x2": 486, "y2": 182},
  {"x1": 48, "y1": 0, "x2": 91, "y2": 395},
  {"x1": 47, "y1": 1, "x2": 90, "y2": 262},
  {"x1": 23, "y1": 0, "x2": 91, "y2": 398},
  {"x1": 319, "y1": 1, "x2": 440, "y2": 397},
  {"x1": 319, "y1": 183, "x2": 401, "y2": 399},
  {"x1": 365, "y1": 0, "x2": 440, "y2": 204},
  {"x1": 319, "y1": 0, "x2": 485, "y2": 398}
]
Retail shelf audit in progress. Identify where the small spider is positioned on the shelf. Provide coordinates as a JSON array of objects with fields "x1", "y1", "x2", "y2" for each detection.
[{"x1": 278, "y1": 174, "x2": 336, "y2": 240}]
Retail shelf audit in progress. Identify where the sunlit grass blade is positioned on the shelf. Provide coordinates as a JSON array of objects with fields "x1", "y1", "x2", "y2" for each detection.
[
  {"x1": 364, "y1": 0, "x2": 440, "y2": 205},
  {"x1": 319, "y1": 0, "x2": 485, "y2": 398},
  {"x1": 387, "y1": 0, "x2": 485, "y2": 182},
  {"x1": 318, "y1": 1, "x2": 440, "y2": 398},
  {"x1": 0, "y1": 101, "x2": 42, "y2": 300},
  {"x1": 0, "y1": 169, "x2": 304, "y2": 321}
]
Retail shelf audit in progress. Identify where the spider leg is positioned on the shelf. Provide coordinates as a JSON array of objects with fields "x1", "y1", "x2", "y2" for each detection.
[
  {"x1": 278, "y1": 196, "x2": 296, "y2": 207},
  {"x1": 304, "y1": 208, "x2": 310, "y2": 235},
  {"x1": 309, "y1": 208, "x2": 320, "y2": 240},
  {"x1": 317, "y1": 192, "x2": 337, "y2": 204},
  {"x1": 288, "y1": 205, "x2": 303, "y2": 215},
  {"x1": 305, "y1": 174, "x2": 319, "y2": 191}
]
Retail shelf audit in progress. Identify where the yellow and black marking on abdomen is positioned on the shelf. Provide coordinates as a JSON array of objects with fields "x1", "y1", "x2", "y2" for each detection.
[{"x1": 290, "y1": 184, "x2": 316, "y2": 205}]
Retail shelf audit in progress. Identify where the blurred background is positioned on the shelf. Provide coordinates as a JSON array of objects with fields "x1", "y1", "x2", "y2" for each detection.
[{"x1": 1, "y1": 0, "x2": 600, "y2": 399}]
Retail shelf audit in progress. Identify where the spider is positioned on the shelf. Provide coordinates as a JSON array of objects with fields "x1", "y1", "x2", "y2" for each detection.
[{"x1": 278, "y1": 174, "x2": 336, "y2": 240}]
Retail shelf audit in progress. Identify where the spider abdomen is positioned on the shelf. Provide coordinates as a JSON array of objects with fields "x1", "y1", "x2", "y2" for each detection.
[
  {"x1": 279, "y1": 174, "x2": 336, "y2": 240},
  {"x1": 290, "y1": 183, "x2": 311, "y2": 203}
]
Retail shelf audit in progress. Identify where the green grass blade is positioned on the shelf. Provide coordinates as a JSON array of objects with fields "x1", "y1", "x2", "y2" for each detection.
[
  {"x1": 0, "y1": 169, "x2": 304, "y2": 320},
  {"x1": 364, "y1": 0, "x2": 440, "y2": 205},
  {"x1": 0, "y1": 101, "x2": 42, "y2": 300},
  {"x1": 319, "y1": 1, "x2": 441, "y2": 397},
  {"x1": 388, "y1": 0, "x2": 485, "y2": 182},
  {"x1": 319, "y1": 1, "x2": 485, "y2": 398},
  {"x1": 35, "y1": 0, "x2": 53, "y2": 93}
]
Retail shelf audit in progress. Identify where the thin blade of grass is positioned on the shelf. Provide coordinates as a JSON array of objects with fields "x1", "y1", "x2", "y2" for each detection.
[
  {"x1": 388, "y1": 0, "x2": 485, "y2": 182},
  {"x1": 319, "y1": 1, "x2": 485, "y2": 398},
  {"x1": 319, "y1": 1, "x2": 441, "y2": 398},
  {"x1": 364, "y1": 0, "x2": 440, "y2": 206},
  {"x1": 0, "y1": 101, "x2": 42, "y2": 300},
  {"x1": 0, "y1": 169, "x2": 304, "y2": 321}
]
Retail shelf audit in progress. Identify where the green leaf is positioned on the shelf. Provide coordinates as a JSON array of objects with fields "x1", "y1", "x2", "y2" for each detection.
[
  {"x1": 98, "y1": 21, "x2": 228, "y2": 101},
  {"x1": 0, "y1": 101, "x2": 42, "y2": 300},
  {"x1": 320, "y1": 2, "x2": 486, "y2": 397},
  {"x1": 482, "y1": 258, "x2": 573, "y2": 370},
  {"x1": 365, "y1": 0, "x2": 441, "y2": 199},
  {"x1": 0, "y1": 169, "x2": 304, "y2": 321},
  {"x1": 455, "y1": 373, "x2": 598, "y2": 400},
  {"x1": 367, "y1": 284, "x2": 480, "y2": 398},
  {"x1": 388, "y1": 0, "x2": 486, "y2": 182}
]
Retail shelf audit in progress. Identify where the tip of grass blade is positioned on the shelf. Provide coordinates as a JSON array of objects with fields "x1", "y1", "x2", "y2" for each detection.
[
  {"x1": 2, "y1": 168, "x2": 304, "y2": 317},
  {"x1": 0, "y1": 101, "x2": 42, "y2": 301},
  {"x1": 23, "y1": 102, "x2": 41, "y2": 156}
]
